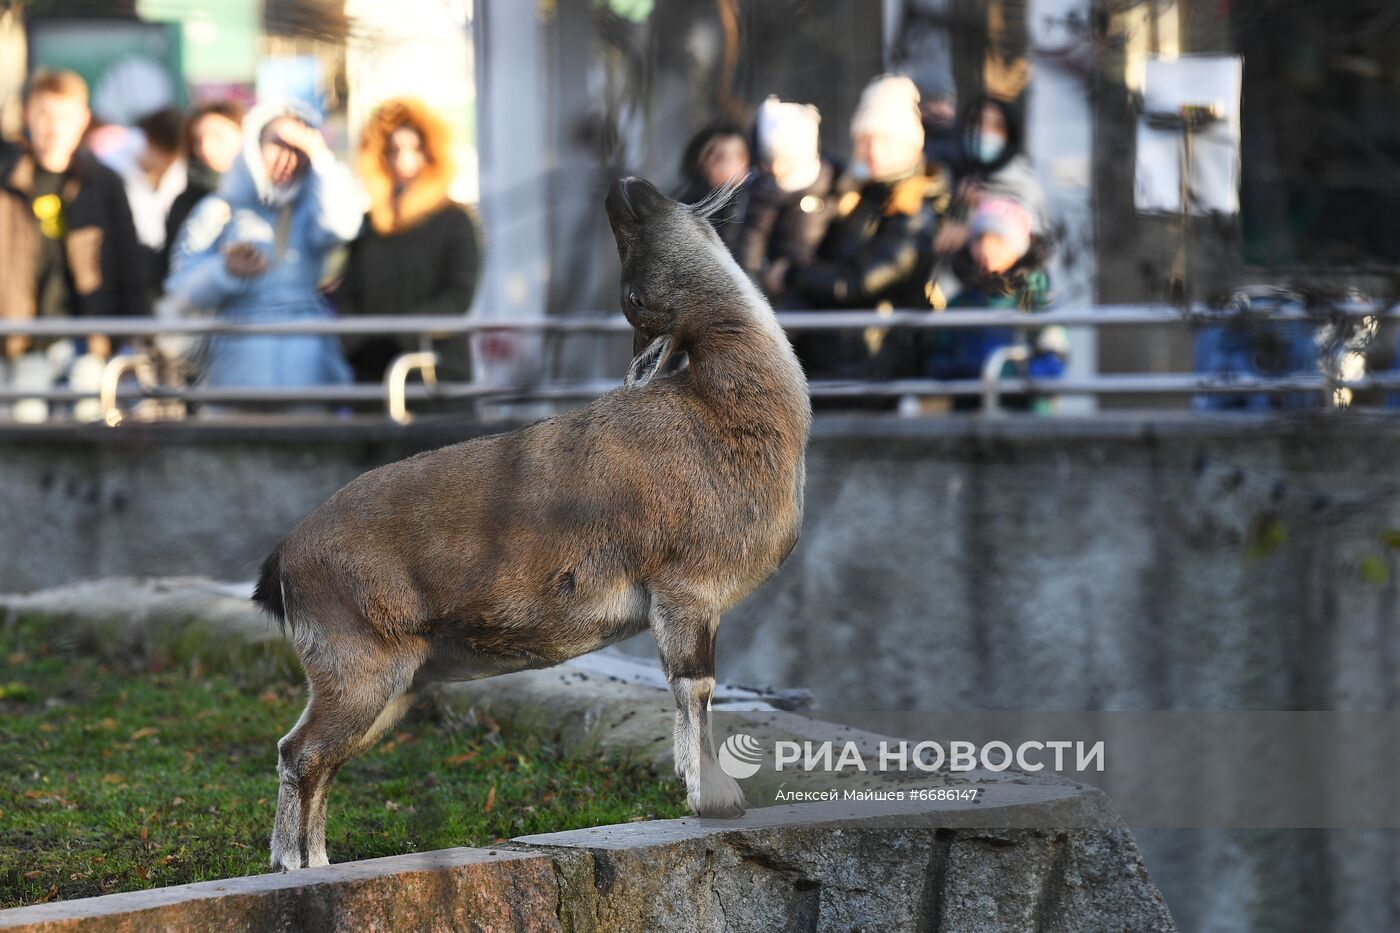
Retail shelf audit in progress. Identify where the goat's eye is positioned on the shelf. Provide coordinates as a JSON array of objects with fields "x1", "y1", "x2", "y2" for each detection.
[{"x1": 627, "y1": 290, "x2": 644, "y2": 310}]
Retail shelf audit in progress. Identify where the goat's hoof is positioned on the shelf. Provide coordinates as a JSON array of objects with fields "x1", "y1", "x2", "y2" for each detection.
[
  {"x1": 689, "y1": 769, "x2": 747, "y2": 819},
  {"x1": 270, "y1": 851, "x2": 303, "y2": 873},
  {"x1": 695, "y1": 801, "x2": 746, "y2": 820}
]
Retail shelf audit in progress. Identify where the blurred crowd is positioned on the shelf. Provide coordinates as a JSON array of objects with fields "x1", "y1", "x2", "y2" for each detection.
[
  {"x1": 3, "y1": 63, "x2": 1394, "y2": 421},
  {"x1": 0, "y1": 69, "x2": 480, "y2": 421},
  {"x1": 0, "y1": 65, "x2": 1062, "y2": 420},
  {"x1": 675, "y1": 72, "x2": 1066, "y2": 411}
]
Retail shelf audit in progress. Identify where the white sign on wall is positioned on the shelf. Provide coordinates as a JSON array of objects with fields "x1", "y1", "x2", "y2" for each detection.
[{"x1": 1134, "y1": 54, "x2": 1242, "y2": 215}]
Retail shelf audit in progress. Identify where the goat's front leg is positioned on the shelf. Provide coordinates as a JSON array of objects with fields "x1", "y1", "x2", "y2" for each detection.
[{"x1": 651, "y1": 598, "x2": 746, "y2": 819}]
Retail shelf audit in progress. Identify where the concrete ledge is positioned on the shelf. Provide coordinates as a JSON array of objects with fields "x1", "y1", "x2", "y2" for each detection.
[
  {"x1": 521, "y1": 801, "x2": 1175, "y2": 933},
  {"x1": 0, "y1": 848, "x2": 558, "y2": 932},
  {"x1": 0, "y1": 803, "x2": 1174, "y2": 933}
]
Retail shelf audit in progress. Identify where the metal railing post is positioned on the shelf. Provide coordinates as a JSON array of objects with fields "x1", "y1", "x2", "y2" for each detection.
[
  {"x1": 99, "y1": 354, "x2": 159, "y2": 427},
  {"x1": 980, "y1": 345, "x2": 1031, "y2": 415},
  {"x1": 384, "y1": 351, "x2": 440, "y2": 425}
]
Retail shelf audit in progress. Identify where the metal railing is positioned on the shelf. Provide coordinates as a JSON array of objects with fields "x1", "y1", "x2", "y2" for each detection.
[{"x1": 0, "y1": 302, "x2": 1396, "y2": 426}]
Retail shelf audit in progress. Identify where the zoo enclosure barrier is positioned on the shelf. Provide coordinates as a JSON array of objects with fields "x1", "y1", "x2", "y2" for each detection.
[{"x1": 0, "y1": 301, "x2": 1398, "y2": 426}]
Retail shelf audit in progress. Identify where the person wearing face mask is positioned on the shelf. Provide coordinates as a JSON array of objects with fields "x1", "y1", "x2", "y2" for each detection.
[
  {"x1": 737, "y1": 97, "x2": 840, "y2": 303},
  {"x1": 163, "y1": 100, "x2": 362, "y2": 393},
  {"x1": 334, "y1": 98, "x2": 482, "y2": 383},
  {"x1": 782, "y1": 75, "x2": 942, "y2": 385},
  {"x1": 933, "y1": 95, "x2": 1048, "y2": 257}
]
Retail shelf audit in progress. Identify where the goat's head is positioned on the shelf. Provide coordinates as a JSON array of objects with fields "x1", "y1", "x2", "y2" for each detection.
[{"x1": 606, "y1": 177, "x2": 754, "y2": 380}]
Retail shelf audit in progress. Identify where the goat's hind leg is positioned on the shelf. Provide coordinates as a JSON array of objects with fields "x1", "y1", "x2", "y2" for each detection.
[
  {"x1": 301, "y1": 687, "x2": 419, "y2": 866},
  {"x1": 271, "y1": 639, "x2": 418, "y2": 871},
  {"x1": 651, "y1": 600, "x2": 746, "y2": 819}
]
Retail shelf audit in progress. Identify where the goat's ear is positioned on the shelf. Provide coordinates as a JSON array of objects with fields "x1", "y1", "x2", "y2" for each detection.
[{"x1": 625, "y1": 334, "x2": 674, "y2": 388}]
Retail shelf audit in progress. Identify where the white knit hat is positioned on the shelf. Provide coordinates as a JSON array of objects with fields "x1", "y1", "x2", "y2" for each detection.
[
  {"x1": 850, "y1": 75, "x2": 923, "y2": 146},
  {"x1": 849, "y1": 75, "x2": 924, "y2": 180},
  {"x1": 756, "y1": 96, "x2": 823, "y2": 192}
]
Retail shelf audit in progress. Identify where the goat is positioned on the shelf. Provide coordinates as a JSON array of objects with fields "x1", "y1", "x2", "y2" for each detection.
[{"x1": 253, "y1": 177, "x2": 811, "y2": 871}]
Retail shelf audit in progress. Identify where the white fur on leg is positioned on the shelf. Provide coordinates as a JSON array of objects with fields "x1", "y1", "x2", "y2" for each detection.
[
  {"x1": 270, "y1": 768, "x2": 305, "y2": 872},
  {"x1": 270, "y1": 700, "x2": 312, "y2": 871},
  {"x1": 303, "y1": 781, "x2": 330, "y2": 868},
  {"x1": 670, "y1": 677, "x2": 705, "y2": 787},
  {"x1": 671, "y1": 676, "x2": 745, "y2": 819}
]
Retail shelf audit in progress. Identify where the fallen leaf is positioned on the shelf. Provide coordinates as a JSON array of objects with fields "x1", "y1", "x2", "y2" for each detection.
[
  {"x1": 23, "y1": 870, "x2": 41, "y2": 880},
  {"x1": 0, "y1": 681, "x2": 33, "y2": 701},
  {"x1": 134, "y1": 865, "x2": 149, "y2": 881},
  {"x1": 101, "y1": 774, "x2": 126, "y2": 785},
  {"x1": 444, "y1": 752, "x2": 479, "y2": 767},
  {"x1": 129, "y1": 727, "x2": 158, "y2": 741},
  {"x1": 484, "y1": 786, "x2": 496, "y2": 813},
  {"x1": 39, "y1": 883, "x2": 58, "y2": 903}
]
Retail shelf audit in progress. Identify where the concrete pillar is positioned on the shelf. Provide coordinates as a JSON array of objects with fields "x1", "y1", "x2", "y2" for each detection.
[
  {"x1": 474, "y1": 0, "x2": 551, "y2": 387},
  {"x1": 1026, "y1": 0, "x2": 1098, "y2": 412}
]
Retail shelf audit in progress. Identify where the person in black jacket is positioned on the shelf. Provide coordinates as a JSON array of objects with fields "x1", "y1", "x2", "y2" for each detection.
[
  {"x1": 784, "y1": 75, "x2": 941, "y2": 382},
  {"x1": 738, "y1": 96, "x2": 840, "y2": 304},
  {"x1": 335, "y1": 98, "x2": 482, "y2": 383},
  {"x1": 0, "y1": 70, "x2": 148, "y2": 363}
]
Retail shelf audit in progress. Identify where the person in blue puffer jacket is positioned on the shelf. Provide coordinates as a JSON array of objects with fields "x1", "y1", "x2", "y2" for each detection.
[{"x1": 164, "y1": 100, "x2": 361, "y2": 390}]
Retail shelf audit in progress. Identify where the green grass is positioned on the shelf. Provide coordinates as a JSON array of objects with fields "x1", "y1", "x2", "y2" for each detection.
[{"x1": 0, "y1": 619, "x2": 684, "y2": 909}]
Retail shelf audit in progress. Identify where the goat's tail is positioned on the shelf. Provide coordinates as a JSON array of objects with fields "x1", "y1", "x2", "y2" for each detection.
[{"x1": 252, "y1": 545, "x2": 288, "y2": 634}]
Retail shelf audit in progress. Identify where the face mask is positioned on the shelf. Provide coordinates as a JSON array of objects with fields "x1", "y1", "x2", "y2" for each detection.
[{"x1": 976, "y1": 133, "x2": 1006, "y2": 164}]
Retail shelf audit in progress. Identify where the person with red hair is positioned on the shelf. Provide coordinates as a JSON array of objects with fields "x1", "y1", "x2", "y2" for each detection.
[{"x1": 335, "y1": 98, "x2": 481, "y2": 383}]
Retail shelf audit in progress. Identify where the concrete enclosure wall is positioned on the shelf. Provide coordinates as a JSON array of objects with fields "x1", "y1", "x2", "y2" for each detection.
[{"x1": 5, "y1": 416, "x2": 1394, "y2": 714}]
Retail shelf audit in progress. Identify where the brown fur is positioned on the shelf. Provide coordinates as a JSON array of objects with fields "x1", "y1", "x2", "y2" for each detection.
[
  {"x1": 260, "y1": 177, "x2": 811, "y2": 869},
  {"x1": 356, "y1": 98, "x2": 456, "y2": 236}
]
